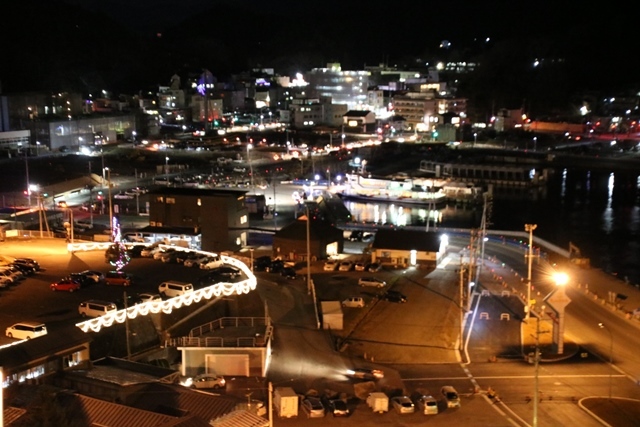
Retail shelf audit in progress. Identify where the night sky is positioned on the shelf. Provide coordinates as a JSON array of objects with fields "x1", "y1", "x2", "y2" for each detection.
[{"x1": 1, "y1": 0, "x2": 637, "y2": 116}]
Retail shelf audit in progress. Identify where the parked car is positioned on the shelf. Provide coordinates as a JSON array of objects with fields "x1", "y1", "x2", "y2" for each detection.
[
  {"x1": 160, "y1": 250, "x2": 182, "y2": 263},
  {"x1": 187, "y1": 374, "x2": 226, "y2": 389},
  {"x1": 441, "y1": 386, "x2": 461, "y2": 408},
  {"x1": 338, "y1": 261, "x2": 353, "y2": 271},
  {"x1": 79, "y1": 270, "x2": 104, "y2": 284},
  {"x1": 416, "y1": 394, "x2": 439, "y2": 415},
  {"x1": 13, "y1": 258, "x2": 40, "y2": 271},
  {"x1": 140, "y1": 243, "x2": 162, "y2": 257},
  {"x1": 382, "y1": 290, "x2": 407, "y2": 303},
  {"x1": 323, "y1": 260, "x2": 338, "y2": 271},
  {"x1": 153, "y1": 247, "x2": 175, "y2": 260},
  {"x1": 367, "y1": 262, "x2": 382, "y2": 272},
  {"x1": 0, "y1": 276, "x2": 12, "y2": 288},
  {"x1": 207, "y1": 266, "x2": 241, "y2": 278},
  {"x1": 11, "y1": 263, "x2": 36, "y2": 276},
  {"x1": 0, "y1": 268, "x2": 21, "y2": 283},
  {"x1": 280, "y1": 267, "x2": 297, "y2": 279},
  {"x1": 67, "y1": 273, "x2": 94, "y2": 287},
  {"x1": 184, "y1": 254, "x2": 210, "y2": 268},
  {"x1": 345, "y1": 368, "x2": 384, "y2": 380},
  {"x1": 104, "y1": 271, "x2": 132, "y2": 286},
  {"x1": 253, "y1": 255, "x2": 272, "y2": 271},
  {"x1": 342, "y1": 296, "x2": 365, "y2": 308},
  {"x1": 49, "y1": 277, "x2": 81, "y2": 292},
  {"x1": 391, "y1": 396, "x2": 415, "y2": 414},
  {"x1": 127, "y1": 245, "x2": 146, "y2": 258},
  {"x1": 348, "y1": 231, "x2": 363, "y2": 241},
  {"x1": 301, "y1": 397, "x2": 325, "y2": 418},
  {"x1": 137, "y1": 293, "x2": 162, "y2": 303},
  {"x1": 322, "y1": 397, "x2": 350, "y2": 417},
  {"x1": 358, "y1": 277, "x2": 386, "y2": 288},
  {"x1": 175, "y1": 251, "x2": 196, "y2": 264},
  {"x1": 5, "y1": 321, "x2": 47, "y2": 340},
  {"x1": 266, "y1": 259, "x2": 284, "y2": 273},
  {"x1": 354, "y1": 261, "x2": 366, "y2": 271}
]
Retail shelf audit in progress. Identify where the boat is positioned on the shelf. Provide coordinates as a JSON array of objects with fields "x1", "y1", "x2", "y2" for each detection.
[{"x1": 335, "y1": 174, "x2": 481, "y2": 207}]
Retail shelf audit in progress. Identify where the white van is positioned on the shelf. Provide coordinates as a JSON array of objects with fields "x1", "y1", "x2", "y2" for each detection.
[
  {"x1": 200, "y1": 255, "x2": 223, "y2": 270},
  {"x1": 78, "y1": 300, "x2": 118, "y2": 318},
  {"x1": 158, "y1": 281, "x2": 194, "y2": 298},
  {"x1": 5, "y1": 321, "x2": 47, "y2": 340}
]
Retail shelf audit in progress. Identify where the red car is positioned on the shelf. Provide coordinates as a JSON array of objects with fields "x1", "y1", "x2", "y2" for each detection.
[{"x1": 50, "y1": 278, "x2": 81, "y2": 292}]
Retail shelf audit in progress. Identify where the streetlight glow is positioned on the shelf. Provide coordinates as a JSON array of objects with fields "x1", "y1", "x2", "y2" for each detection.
[{"x1": 553, "y1": 272, "x2": 569, "y2": 286}]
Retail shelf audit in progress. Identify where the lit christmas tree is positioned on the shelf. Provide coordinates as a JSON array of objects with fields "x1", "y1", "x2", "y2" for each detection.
[{"x1": 108, "y1": 216, "x2": 130, "y2": 271}]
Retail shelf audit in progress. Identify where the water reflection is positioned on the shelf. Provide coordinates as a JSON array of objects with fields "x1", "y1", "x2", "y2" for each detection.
[{"x1": 345, "y1": 200, "x2": 480, "y2": 228}]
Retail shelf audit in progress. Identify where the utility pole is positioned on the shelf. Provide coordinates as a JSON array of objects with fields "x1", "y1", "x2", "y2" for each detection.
[
  {"x1": 459, "y1": 258, "x2": 466, "y2": 350},
  {"x1": 525, "y1": 223, "x2": 538, "y2": 321}
]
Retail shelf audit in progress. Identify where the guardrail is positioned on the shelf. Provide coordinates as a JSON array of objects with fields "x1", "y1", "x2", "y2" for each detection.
[
  {"x1": 189, "y1": 317, "x2": 270, "y2": 337},
  {"x1": 167, "y1": 324, "x2": 273, "y2": 348},
  {"x1": 75, "y1": 251, "x2": 257, "y2": 333}
]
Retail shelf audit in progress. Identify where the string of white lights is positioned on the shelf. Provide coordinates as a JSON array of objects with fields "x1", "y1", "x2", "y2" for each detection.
[{"x1": 75, "y1": 253, "x2": 257, "y2": 333}]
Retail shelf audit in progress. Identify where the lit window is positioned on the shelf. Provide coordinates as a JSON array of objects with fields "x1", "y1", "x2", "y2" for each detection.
[
  {"x1": 197, "y1": 198, "x2": 202, "y2": 206},
  {"x1": 166, "y1": 197, "x2": 175, "y2": 204},
  {"x1": 240, "y1": 215, "x2": 247, "y2": 224}
]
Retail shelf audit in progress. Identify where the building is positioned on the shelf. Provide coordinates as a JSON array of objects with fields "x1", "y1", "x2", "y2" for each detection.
[
  {"x1": 0, "y1": 325, "x2": 92, "y2": 388},
  {"x1": 370, "y1": 229, "x2": 447, "y2": 267},
  {"x1": 343, "y1": 110, "x2": 376, "y2": 133},
  {"x1": 392, "y1": 92, "x2": 439, "y2": 132},
  {"x1": 289, "y1": 97, "x2": 348, "y2": 128},
  {"x1": 306, "y1": 63, "x2": 370, "y2": 110},
  {"x1": 272, "y1": 216, "x2": 343, "y2": 261},
  {"x1": 148, "y1": 187, "x2": 249, "y2": 253}
]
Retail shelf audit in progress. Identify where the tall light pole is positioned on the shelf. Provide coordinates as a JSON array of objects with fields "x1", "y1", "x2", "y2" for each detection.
[
  {"x1": 598, "y1": 322, "x2": 613, "y2": 400},
  {"x1": 247, "y1": 143, "x2": 254, "y2": 190},
  {"x1": 473, "y1": 132, "x2": 477, "y2": 147},
  {"x1": 24, "y1": 148, "x2": 31, "y2": 208},
  {"x1": 306, "y1": 204, "x2": 311, "y2": 295},
  {"x1": 533, "y1": 310, "x2": 541, "y2": 427},
  {"x1": 106, "y1": 167, "x2": 113, "y2": 233},
  {"x1": 533, "y1": 136, "x2": 538, "y2": 151},
  {"x1": 165, "y1": 156, "x2": 169, "y2": 183},
  {"x1": 525, "y1": 223, "x2": 537, "y2": 320}
]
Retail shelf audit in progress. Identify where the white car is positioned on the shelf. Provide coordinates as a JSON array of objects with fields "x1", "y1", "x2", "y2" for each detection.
[
  {"x1": 354, "y1": 262, "x2": 366, "y2": 271},
  {"x1": 137, "y1": 293, "x2": 162, "y2": 303},
  {"x1": 358, "y1": 277, "x2": 386, "y2": 288},
  {"x1": 338, "y1": 261, "x2": 353, "y2": 271},
  {"x1": 187, "y1": 374, "x2": 226, "y2": 389},
  {"x1": 141, "y1": 244, "x2": 162, "y2": 257},
  {"x1": 324, "y1": 260, "x2": 338, "y2": 271},
  {"x1": 301, "y1": 397, "x2": 325, "y2": 418},
  {"x1": 391, "y1": 396, "x2": 415, "y2": 414},
  {"x1": 6, "y1": 321, "x2": 48, "y2": 340},
  {"x1": 184, "y1": 254, "x2": 209, "y2": 268},
  {"x1": 342, "y1": 296, "x2": 365, "y2": 308}
]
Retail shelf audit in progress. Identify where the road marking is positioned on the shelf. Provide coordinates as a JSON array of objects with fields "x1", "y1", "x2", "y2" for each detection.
[{"x1": 403, "y1": 374, "x2": 626, "y2": 381}]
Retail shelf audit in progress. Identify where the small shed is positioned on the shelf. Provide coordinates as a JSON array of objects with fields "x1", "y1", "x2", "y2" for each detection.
[
  {"x1": 321, "y1": 301, "x2": 343, "y2": 330},
  {"x1": 272, "y1": 216, "x2": 343, "y2": 261}
]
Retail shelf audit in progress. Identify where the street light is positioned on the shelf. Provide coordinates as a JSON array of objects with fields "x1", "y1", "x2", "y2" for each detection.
[
  {"x1": 533, "y1": 136, "x2": 538, "y2": 151},
  {"x1": 58, "y1": 201, "x2": 74, "y2": 243},
  {"x1": 247, "y1": 143, "x2": 254, "y2": 189},
  {"x1": 473, "y1": 132, "x2": 477, "y2": 147},
  {"x1": 598, "y1": 322, "x2": 613, "y2": 400},
  {"x1": 165, "y1": 156, "x2": 169, "y2": 183},
  {"x1": 525, "y1": 223, "x2": 537, "y2": 321}
]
